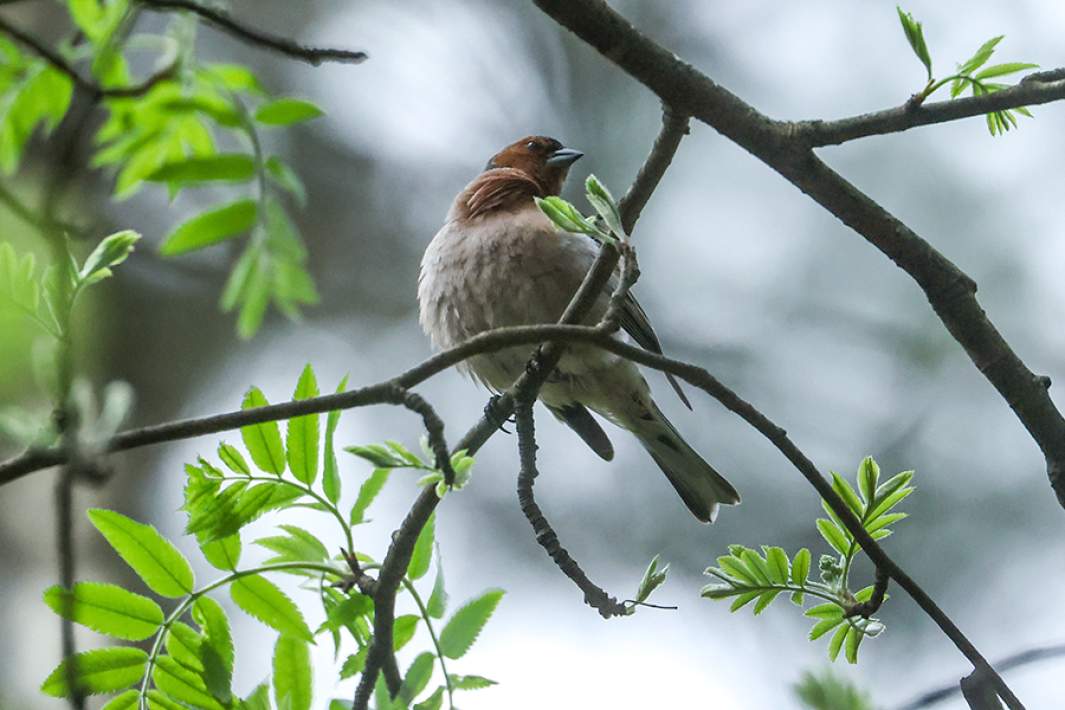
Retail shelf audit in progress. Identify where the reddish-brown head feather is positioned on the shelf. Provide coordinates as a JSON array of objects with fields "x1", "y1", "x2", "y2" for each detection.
[{"x1": 452, "y1": 136, "x2": 579, "y2": 221}]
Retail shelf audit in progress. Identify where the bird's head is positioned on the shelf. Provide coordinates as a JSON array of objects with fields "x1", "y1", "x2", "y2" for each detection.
[{"x1": 484, "y1": 136, "x2": 583, "y2": 196}]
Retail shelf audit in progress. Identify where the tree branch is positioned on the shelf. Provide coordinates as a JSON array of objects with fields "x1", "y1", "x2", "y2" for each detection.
[
  {"x1": 137, "y1": 0, "x2": 367, "y2": 65},
  {"x1": 799, "y1": 70, "x2": 1065, "y2": 146},
  {"x1": 531, "y1": 0, "x2": 1065, "y2": 515},
  {"x1": 0, "y1": 15, "x2": 177, "y2": 99}
]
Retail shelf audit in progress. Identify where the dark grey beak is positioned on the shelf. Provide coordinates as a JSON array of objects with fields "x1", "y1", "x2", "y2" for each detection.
[{"x1": 546, "y1": 147, "x2": 583, "y2": 167}]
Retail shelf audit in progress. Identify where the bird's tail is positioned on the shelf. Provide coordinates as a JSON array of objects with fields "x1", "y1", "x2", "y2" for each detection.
[{"x1": 628, "y1": 402, "x2": 740, "y2": 523}]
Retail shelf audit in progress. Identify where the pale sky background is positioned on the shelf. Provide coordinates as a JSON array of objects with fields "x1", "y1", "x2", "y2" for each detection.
[{"x1": 3, "y1": 1, "x2": 1065, "y2": 708}]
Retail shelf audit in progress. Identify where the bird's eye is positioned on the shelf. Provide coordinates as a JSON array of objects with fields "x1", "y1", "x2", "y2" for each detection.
[{"x1": 526, "y1": 141, "x2": 538, "y2": 150}]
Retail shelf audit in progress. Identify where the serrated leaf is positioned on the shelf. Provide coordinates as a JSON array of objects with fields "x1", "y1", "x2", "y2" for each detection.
[
  {"x1": 101, "y1": 689, "x2": 140, "y2": 710},
  {"x1": 740, "y1": 549, "x2": 772, "y2": 585},
  {"x1": 193, "y1": 596, "x2": 233, "y2": 704},
  {"x1": 439, "y1": 588, "x2": 504, "y2": 659},
  {"x1": 349, "y1": 469, "x2": 390, "y2": 525},
  {"x1": 41, "y1": 647, "x2": 147, "y2": 697},
  {"x1": 728, "y1": 590, "x2": 761, "y2": 612},
  {"x1": 450, "y1": 674, "x2": 497, "y2": 690},
  {"x1": 809, "y1": 616, "x2": 845, "y2": 641},
  {"x1": 830, "y1": 472, "x2": 864, "y2": 517},
  {"x1": 153, "y1": 655, "x2": 224, "y2": 709},
  {"x1": 414, "y1": 687, "x2": 445, "y2": 710},
  {"x1": 148, "y1": 154, "x2": 255, "y2": 185},
  {"x1": 752, "y1": 589, "x2": 781, "y2": 615},
  {"x1": 255, "y1": 98, "x2": 324, "y2": 126},
  {"x1": 408, "y1": 513, "x2": 435, "y2": 580},
  {"x1": 791, "y1": 548, "x2": 811, "y2": 586},
  {"x1": 339, "y1": 648, "x2": 367, "y2": 679},
  {"x1": 231, "y1": 574, "x2": 313, "y2": 641},
  {"x1": 322, "y1": 374, "x2": 349, "y2": 505},
  {"x1": 957, "y1": 35, "x2": 1003, "y2": 76},
  {"x1": 43, "y1": 582, "x2": 163, "y2": 641},
  {"x1": 857, "y1": 457, "x2": 879, "y2": 504},
  {"x1": 805, "y1": 602, "x2": 844, "y2": 619},
  {"x1": 716, "y1": 555, "x2": 756, "y2": 586},
  {"x1": 400, "y1": 652, "x2": 434, "y2": 703},
  {"x1": 764, "y1": 547, "x2": 789, "y2": 585},
  {"x1": 166, "y1": 621, "x2": 204, "y2": 671},
  {"x1": 816, "y1": 518, "x2": 851, "y2": 556},
  {"x1": 427, "y1": 551, "x2": 447, "y2": 619},
  {"x1": 827, "y1": 623, "x2": 849, "y2": 661},
  {"x1": 867, "y1": 486, "x2": 915, "y2": 522},
  {"x1": 345, "y1": 444, "x2": 405, "y2": 469},
  {"x1": 199, "y1": 533, "x2": 241, "y2": 571},
  {"x1": 865, "y1": 512, "x2": 908, "y2": 534},
  {"x1": 845, "y1": 626, "x2": 863, "y2": 664},
  {"x1": 159, "y1": 199, "x2": 257, "y2": 256},
  {"x1": 393, "y1": 614, "x2": 420, "y2": 651},
  {"x1": 273, "y1": 636, "x2": 312, "y2": 710},
  {"x1": 240, "y1": 387, "x2": 286, "y2": 475},
  {"x1": 88, "y1": 508, "x2": 194, "y2": 598},
  {"x1": 217, "y1": 442, "x2": 250, "y2": 475},
  {"x1": 255, "y1": 524, "x2": 329, "y2": 564},
  {"x1": 286, "y1": 364, "x2": 320, "y2": 485},
  {"x1": 243, "y1": 683, "x2": 271, "y2": 710},
  {"x1": 974, "y1": 62, "x2": 1038, "y2": 80}
]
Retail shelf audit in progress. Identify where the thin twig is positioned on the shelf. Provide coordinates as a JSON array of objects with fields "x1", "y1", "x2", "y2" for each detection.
[
  {"x1": 531, "y1": 0, "x2": 1065, "y2": 519},
  {"x1": 137, "y1": 0, "x2": 367, "y2": 65},
  {"x1": 897, "y1": 644, "x2": 1065, "y2": 710},
  {"x1": 846, "y1": 567, "x2": 889, "y2": 618},
  {"x1": 960, "y1": 671, "x2": 1005, "y2": 710},
  {"x1": 799, "y1": 69, "x2": 1065, "y2": 146},
  {"x1": 514, "y1": 398, "x2": 628, "y2": 617},
  {"x1": 0, "y1": 15, "x2": 177, "y2": 99}
]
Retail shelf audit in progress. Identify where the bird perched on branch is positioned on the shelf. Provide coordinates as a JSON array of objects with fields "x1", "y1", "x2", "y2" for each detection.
[{"x1": 417, "y1": 136, "x2": 739, "y2": 522}]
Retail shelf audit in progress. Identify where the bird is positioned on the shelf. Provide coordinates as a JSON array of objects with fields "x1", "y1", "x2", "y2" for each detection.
[{"x1": 417, "y1": 135, "x2": 740, "y2": 522}]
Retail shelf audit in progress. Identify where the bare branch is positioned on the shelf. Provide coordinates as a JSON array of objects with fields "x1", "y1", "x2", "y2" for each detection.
[
  {"x1": 138, "y1": 0, "x2": 367, "y2": 65},
  {"x1": 618, "y1": 107, "x2": 690, "y2": 233},
  {"x1": 800, "y1": 70, "x2": 1065, "y2": 146},
  {"x1": 0, "y1": 15, "x2": 177, "y2": 99},
  {"x1": 846, "y1": 567, "x2": 889, "y2": 619},
  {"x1": 532, "y1": 0, "x2": 1065, "y2": 518},
  {"x1": 514, "y1": 398, "x2": 628, "y2": 617}
]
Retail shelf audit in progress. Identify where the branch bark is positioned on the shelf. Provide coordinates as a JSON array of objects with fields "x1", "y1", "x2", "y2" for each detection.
[{"x1": 530, "y1": 0, "x2": 1065, "y2": 514}]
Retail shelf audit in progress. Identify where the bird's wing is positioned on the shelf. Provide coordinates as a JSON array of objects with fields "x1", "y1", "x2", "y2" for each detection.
[
  {"x1": 547, "y1": 403, "x2": 614, "y2": 461},
  {"x1": 618, "y1": 293, "x2": 693, "y2": 410}
]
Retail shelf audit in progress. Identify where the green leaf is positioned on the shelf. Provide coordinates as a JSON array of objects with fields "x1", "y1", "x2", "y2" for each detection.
[
  {"x1": 414, "y1": 687, "x2": 445, "y2": 710},
  {"x1": 867, "y1": 485, "x2": 915, "y2": 522},
  {"x1": 243, "y1": 683, "x2": 271, "y2": 710},
  {"x1": 339, "y1": 648, "x2": 368, "y2": 679},
  {"x1": 974, "y1": 62, "x2": 1038, "y2": 80},
  {"x1": 584, "y1": 174, "x2": 624, "y2": 238},
  {"x1": 739, "y1": 548, "x2": 772, "y2": 586},
  {"x1": 816, "y1": 518, "x2": 851, "y2": 556},
  {"x1": 256, "y1": 524, "x2": 329, "y2": 564},
  {"x1": 199, "y1": 533, "x2": 242, "y2": 571},
  {"x1": 392, "y1": 613, "x2": 420, "y2": 651},
  {"x1": 408, "y1": 512, "x2": 435, "y2": 580},
  {"x1": 148, "y1": 154, "x2": 255, "y2": 185},
  {"x1": 43, "y1": 582, "x2": 163, "y2": 641},
  {"x1": 230, "y1": 574, "x2": 313, "y2": 641},
  {"x1": 159, "y1": 199, "x2": 258, "y2": 256},
  {"x1": 78, "y1": 230, "x2": 140, "y2": 285},
  {"x1": 166, "y1": 621, "x2": 204, "y2": 671},
  {"x1": 41, "y1": 647, "x2": 147, "y2": 697},
  {"x1": 635, "y1": 554, "x2": 669, "y2": 603},
  {"x1": 192, "y1": 596, "x2": 234, "y2": 704},
  {"x1": 439, "y1": 588, "x2": 504, "y2": 659},
  {"x1": 101, "y1": 689, "x2": 140, "y2": 710},
  {"x1": 217, "y1": 442, "x2": 250, "y2": 476},
  {"x1": 957, "y1": 36, "x2": 1003, "y2": 76},
  {"x1": 827, "y1": 623, "x2": 849, "y2": 661},
  {"x1": 153, "y1": 655, "x2": 225, "y2": 709},
  {"x1": 805, "y1": 603, "x2": 845, "y2": 619},
  {"x1": 273, "y1": 636, "x2": 312, "y2": 710},
  {"x1": 752, "y1": 589, "x2": 781, "y2": 615},
  {"x1": 87, "y1": 508, "x2": 194, "y2": 598},
  {"x1": 349, "y1": 468, "x2": 391, "y2": 525},
  {"x1": 451, "y1": 674, "x2": 497, "y2": 690},
  {"x1": 345, "y1": 444, "x2": 407, "y2": 469},
  {"x1": 845, "y1": 626, "x2": 863, "y2": 664},
  {"x1": 322, "y1": 374, "x2": 349, "y2": 505},
  {"x1": 728, "y1": 590, "x2": 761, "y2": 612},
  {"x1": 896, "y1": 6, "x2": 932, "y2": 78},
  {"x1": 865, "y1": 511, "x2": 908, "y2": 534},
  {"x1": 830, "y1": 472, "x2": 864, "y2": 517},
  {"x1": 809, "y1": 617, "x2": 845, "y2": 641},
  {"x1": 791, "y1": 548, "x2": 811, "y2": 586},
  {"x1": 857, "y1": 457, "x2": 879, "y2": 504},
  {"x1": 400, "y1": 652, "x2": 435, "y2": 703},
  {"x1": 764, "y1": 547, "x2": 789, "y2": 585},
  {"x1": 286, "y1": 364, "x2": 320, "y2": 485},
  {"x1": 266, "y1": 155, "x2": 308, "y2": 206},
  {"x1": 716, "y1": 555, "x2": 757, "y2": 585},
  {"x1": 534, "y1": 195, "x2": 597, "y2": 235},
  {"x1": 240, "y1": 387, "x2": 286, "y2": 475},
  {"x1": 427, "y1": 551, "x2": 447, "y2": 618},
  {"x1": 255, "y1": 98, "x2": 324, "y2": 126}
]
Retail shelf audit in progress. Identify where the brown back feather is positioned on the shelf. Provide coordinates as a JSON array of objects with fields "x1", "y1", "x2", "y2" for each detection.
[{"x1": 461, "y1": 168, "x2": 545, "y2": 220}]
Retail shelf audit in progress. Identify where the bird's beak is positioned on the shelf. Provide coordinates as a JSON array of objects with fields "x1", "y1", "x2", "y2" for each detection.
[{"x1": 545, "y1": 147, "x2": 584, "y2": 167}]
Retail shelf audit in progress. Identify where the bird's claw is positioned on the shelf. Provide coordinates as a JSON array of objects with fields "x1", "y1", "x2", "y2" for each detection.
[{"x1": 484, "y1": 395, "x2": 516, "y2": 434}]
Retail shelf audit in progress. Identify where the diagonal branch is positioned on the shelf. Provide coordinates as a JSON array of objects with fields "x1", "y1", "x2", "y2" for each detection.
[
  {"x1": 799, "y1": 70, "x2": 1065, "y2": 146},
  {"x1": 137, "y1": 0, "x2": 367, "y2": 65},
  {"x1": 531, "y1": 0, "x2": 1065, "y2": 515}
]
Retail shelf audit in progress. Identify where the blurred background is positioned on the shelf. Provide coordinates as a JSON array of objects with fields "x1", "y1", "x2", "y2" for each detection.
[{"x1": 2, "y1": 1, "x2": 1064, "y2": 708}]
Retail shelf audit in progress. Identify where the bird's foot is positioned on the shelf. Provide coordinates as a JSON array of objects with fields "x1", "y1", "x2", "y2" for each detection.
[{"x1": 484, "y1": 395, "x2": 516, "y2": 434}]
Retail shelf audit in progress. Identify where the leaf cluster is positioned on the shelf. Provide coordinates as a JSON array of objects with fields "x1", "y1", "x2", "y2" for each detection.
[
  {"x1": 41, "y1": 363, "x2": 502, "y2": 709},
  {"x1": 896, "y1": 6, "x2": 1038, "y2": 135},
  {"x1": 702, "y1": 457, "x2": 914, "y2": 664},
  {"x1": 535, "y1": 174, "x2": 626, "y2": 243}
]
